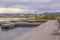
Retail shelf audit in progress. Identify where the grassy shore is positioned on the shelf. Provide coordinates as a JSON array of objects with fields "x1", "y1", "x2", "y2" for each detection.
[{"x1": 0, "y1": 14, "x2": 59, "y2": 20}]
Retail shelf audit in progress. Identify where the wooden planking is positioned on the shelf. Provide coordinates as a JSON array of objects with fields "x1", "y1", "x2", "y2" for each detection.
[{"x1": 14, "y1": 20, "x2": 58, "y2": 40}]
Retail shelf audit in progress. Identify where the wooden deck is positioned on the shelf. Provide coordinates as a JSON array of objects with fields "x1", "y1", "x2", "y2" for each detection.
[
  {"x1": 1, "y1": 22, "x2": 41, "y2": 29},
  {"x1": 1, "y1": 20, "x2": 46, "y2": 29},
  {"x1": 14, "y1": 20, "x2": 59, "y2": 40}
]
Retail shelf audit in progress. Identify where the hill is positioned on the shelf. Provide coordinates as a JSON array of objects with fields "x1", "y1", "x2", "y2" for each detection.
[{"x1": 43, "y1": 12, "x2": 60, "y2": 15}]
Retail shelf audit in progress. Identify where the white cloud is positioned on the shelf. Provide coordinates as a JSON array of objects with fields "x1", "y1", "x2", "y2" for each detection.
[
  {"x1": 0, "y1": 0, "x2": 60, "y2": 13},
  {"x1": 21, "y1": 0, "x2": 52, "y2": 2},
  {"x1": 10, "y1": 5, "x2": 29, "y2": 9},
  {"x1": 0, "y1": 7, "x2": 35, "y2": 13},
  {"x1": 0, "y1": 8, "x2": 22, "y2": 13},
  {"x1": 0, "y1": 0, "x2": 52, "y2": 2},
  {"x1": 47, "y1": 3, "x2": 60, "y2": 12}
]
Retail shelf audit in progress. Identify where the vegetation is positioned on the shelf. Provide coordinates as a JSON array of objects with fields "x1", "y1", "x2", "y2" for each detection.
[
  {"x1": 0, "y1": 13, "x2": 59, "y2": 20},
  {"x1": 30, "y1": 14, "x2": 59, "y2": 20}
]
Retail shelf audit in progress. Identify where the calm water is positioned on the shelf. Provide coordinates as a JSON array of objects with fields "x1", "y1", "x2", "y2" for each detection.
[
  {"x1": 0, "y1": 27, "x2": 34, "y2": 40},
  {"x1": 0, "y1": 18, "x2": 26, "y2": 21},
  {"x1": 0, "y1": 18, "x2": 43, "y2": 40}
]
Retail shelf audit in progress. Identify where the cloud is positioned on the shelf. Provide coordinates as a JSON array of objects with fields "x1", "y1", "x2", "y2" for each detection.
[
  {"x1": 0, "y1": 0, "x2": 60, "y2": 13},
  {"x1": 0, "y1": 7, "x2": 25, "y2": 13},
  {"x1": 0, "y1": 7, "x2": 35, "y2": 13},
  {"x1": 10, "y1": 5, "x2": 29, "y2": 9},
  {"x1": 0, "y1": 0, "x2": 52, "y2": 2},
  {"x1": 19, "y1": 0, "x2": 52, "y2": 3}
]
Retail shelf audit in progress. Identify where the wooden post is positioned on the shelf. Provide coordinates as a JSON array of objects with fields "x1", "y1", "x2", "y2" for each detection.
[{"x1": 0, "y1": 27, "x2": 1, "y2": 32}]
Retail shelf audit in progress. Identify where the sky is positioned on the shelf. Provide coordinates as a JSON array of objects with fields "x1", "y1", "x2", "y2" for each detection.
[{"x1": 0, "y1": 0, "x2": 60, "y2": 13}]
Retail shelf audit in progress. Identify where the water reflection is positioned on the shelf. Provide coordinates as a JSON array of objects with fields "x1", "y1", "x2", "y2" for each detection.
[{"x1": 0, "y1": 27, "x2": 34, "y2": 40}]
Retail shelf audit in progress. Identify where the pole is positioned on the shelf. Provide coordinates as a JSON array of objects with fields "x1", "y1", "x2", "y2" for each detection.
[{"x1": 35, "y1": 10, "x2": 37, "y2": 20}]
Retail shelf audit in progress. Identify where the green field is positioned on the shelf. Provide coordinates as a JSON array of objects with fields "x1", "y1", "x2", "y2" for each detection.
[{"x1": 0, "y1": 14, "x2": 60, "y2": 20}]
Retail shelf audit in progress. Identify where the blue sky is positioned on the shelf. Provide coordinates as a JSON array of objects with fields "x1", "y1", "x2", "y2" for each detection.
[{"x1": 0, "y1": 0, "x2": 60, "y2": 13}]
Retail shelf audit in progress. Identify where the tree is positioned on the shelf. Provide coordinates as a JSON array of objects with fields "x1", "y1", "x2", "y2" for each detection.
[
  {"x1": 48, "y1": 14, "x2": 57, "y2": 20},
  {"x1": 42, "y1": 15, "x2": 49, "y2": 19}
]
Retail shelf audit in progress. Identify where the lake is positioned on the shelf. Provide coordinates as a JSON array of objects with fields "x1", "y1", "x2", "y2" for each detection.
[
  {"x1": 0, "y1": 18, "x2": 44, "y2": 40},
  {"x1": 0, "y1": 18, "x2": 26, "y2": 21},
  {"x1": 0, "y1": 27, "x2": 34, "y2": 40}
]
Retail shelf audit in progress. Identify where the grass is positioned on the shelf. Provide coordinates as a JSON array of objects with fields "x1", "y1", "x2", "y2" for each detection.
[{"x1": 0, "y1": 15, "x2": 59, "y2": 20}]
